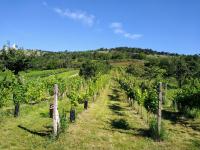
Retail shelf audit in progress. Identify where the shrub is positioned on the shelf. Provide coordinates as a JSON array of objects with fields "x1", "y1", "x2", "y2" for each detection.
[
  {"x1": 184, "y1": 108, "x2": 200, "y2": 119},
  {"x1": 175, "y1": 85, "x2": 200, "y2": 114},
  {"x1": 79, "y1": 61, "x2": 110, "y2": 80},
  {"x1": 144, "y1": 89, "x2": 158, "y2": 114}
]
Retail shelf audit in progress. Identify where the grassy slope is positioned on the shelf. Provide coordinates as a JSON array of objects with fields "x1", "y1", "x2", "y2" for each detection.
[
  {"x1": 48, "y1": 82, "x2": 200, "y2": 150},
  {"x1": 0, "y1": 80, "x2": 200, "y2": 149},
  {"x1": 0, "y1": 96, "x2": 84, "y2": 150},
  {"x1": 23, "y1": 69, "x2": 78, "y2": 79}
]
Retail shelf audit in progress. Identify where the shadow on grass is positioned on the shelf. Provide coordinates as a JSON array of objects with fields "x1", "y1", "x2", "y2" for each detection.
[
  {"x1": 108, "y1": 88, "x2": 121, "y2": 102},
  {"x1": 112, "y1": 88, "x2": 120, "y2": 94},
  {"x1": 110, "y1": 118, "x2": 130, "y2": 130},
  {"x1": 132, "y1": 128, "x2": 150, "y2": 138},
  {"x1": 109, "y1": 103, "x2": 123, "y2": 111},
  {"x1": 18, "y1": 125, "x2": 52, "y2": 137},
  {"x1": 188, "y1": 123, "x2": 200, "y2": 132},
  {"x1": 101, "y1": 123, "x2": 150, "y2": 138},
  {"x1": 108, "y1": 94, "x2": 120, "y2": 101},
  {"x1": 162, "y1": 110, "x2": 180, "y2": 122},
  {"x1": 162, "y1": 110, "x2": 200, "y2": 132},
  {"x1": 109, "y1": 104, "x2": 125, "y2": 116}
]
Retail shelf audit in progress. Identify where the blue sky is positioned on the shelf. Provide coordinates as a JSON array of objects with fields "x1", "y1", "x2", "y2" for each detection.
[{"x1": 0, "y1": 0, "x2": 199, "y2": 54}]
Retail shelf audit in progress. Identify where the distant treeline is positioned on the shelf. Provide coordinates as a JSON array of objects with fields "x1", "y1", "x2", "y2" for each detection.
[{"x1": 0, "y1": 47, "x2": 199, "y2": 71}]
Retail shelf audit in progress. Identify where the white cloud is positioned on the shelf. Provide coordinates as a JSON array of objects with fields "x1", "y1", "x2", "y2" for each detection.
[
  {"x1": 54, "y1": 8, "x2": 95, "y2": 27},
  {"x1": 110, "y1": 22, "x2": 143, "y2": 40}
]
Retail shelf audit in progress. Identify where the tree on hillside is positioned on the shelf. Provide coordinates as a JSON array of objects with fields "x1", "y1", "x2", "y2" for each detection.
[
  {"x1": 79, "y1": 61, "x2": 97, "y2": 79},
  {"x1": 1, "y1": 48, "x2": 30, "y2": 75},
  {"x1": 0, "y1": 48, "x2": 30, "y2": 117},
  {"x1": 126, "y1": 63, "x2": 145, "y2": 77},
  {"x1": 79, "y1": 61, "x2": 110, "y2": 80},
  {"x1": 175, "y1": 57, "x2": 189, "y2": 88}
]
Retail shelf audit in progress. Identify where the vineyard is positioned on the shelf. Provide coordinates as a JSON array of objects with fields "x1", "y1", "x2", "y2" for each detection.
[{"x1": 0, "y1": 47, "x2": 200, "y2": 150}]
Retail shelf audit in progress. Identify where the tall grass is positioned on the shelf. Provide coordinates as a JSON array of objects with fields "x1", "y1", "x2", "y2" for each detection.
[{"x1": 149, "y1": 117, "x2": 168, "y2": 141}]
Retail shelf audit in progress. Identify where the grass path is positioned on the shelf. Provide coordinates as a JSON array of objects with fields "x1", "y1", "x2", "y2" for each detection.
[
  {"x1": 48, "y1": 83, "x2": 200, "y2": 150},
  {"x1": 47, "y1": 84, "x2": 160, "y2": 149},
  {"x1": 1, "y1": 82, "x2": 200, "y2": 149}
]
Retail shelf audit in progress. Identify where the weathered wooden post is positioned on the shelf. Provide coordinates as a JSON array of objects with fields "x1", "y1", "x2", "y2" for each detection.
[
  {"x1": 53, "y1": 84, "x2": 60, "y2": 136},
  {"x1": 128, "y1": 97, "x2": 131, "y2": 106},
  {"x1": 157, "y1": 82, "x2": 162, "y2": 140},
  {"x1": 162, "y1": 83, "x2": 167, "y2": 105},
  {"x1": 49, "y1": 103, "x2": 53, "y2": 118},
  {"x1": 130, "y1": 98, "x2": 133, "y2": 107}
]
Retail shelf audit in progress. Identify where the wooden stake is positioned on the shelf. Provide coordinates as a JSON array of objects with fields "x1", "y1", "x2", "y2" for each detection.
[
  {"x1": 162, "y1": 83, "x2": 167, "y2": 105},
  {"x1": 53, "y1": 84, "x2": 60, "y2": 136}
]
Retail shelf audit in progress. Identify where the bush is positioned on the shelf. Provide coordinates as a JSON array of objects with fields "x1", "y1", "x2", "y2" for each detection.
[
  {"x1": 79, "y1": 61, "x2": 110, "y2": 79},
  {"x1": 126, "y1": 63, "x2": 145, "y2": 77},
  {"x1": 184, "y1": 108, "x2": 200, "y2": 119},
  {"x1": 144, "y1": 89, "x2": 158, "y2": 114},
  {"x1": 175, "y1": 86, "x2": 200, "y2": 113},
  {"x1": 0, "y1": 70, "x2": 16, "y2": 108}
]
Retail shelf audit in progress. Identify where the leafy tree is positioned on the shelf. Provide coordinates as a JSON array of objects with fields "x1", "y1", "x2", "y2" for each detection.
[
  {"x1": 175, "y1": 57, "x2": 189, "y2": 88},
  {"x1": 79, "y1": 61, "x2": 110, "y2": 80},
  {"x1": 145, "y1": 66, "x2": 166, "y2": 82},
  {"x1": 1, "y1": 48, "x2": 30, "y2": 75},
  {"x1": 79, "y1": 61, "x2": 97, "y2": 79},
  {"x1": 126, "y1": 63, "x2": 145, "y2": 77},
  {"x1": 135, "y1": 52, "x2": 146, "y2": 60},
  {"x1": 0, "y1": 48, "x2": 30, "y2": 117}
]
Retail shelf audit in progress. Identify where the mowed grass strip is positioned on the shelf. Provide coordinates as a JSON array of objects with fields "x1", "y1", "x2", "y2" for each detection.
[
  {"x1": 47, "y1": 83, "x2": 200, "y2": 150},
  {"x1": 47, "y1": 84, "x2": 153, "y2": 150},
  {"x1": 1, "y1": 82, "x2": 200, "y2": 150}
]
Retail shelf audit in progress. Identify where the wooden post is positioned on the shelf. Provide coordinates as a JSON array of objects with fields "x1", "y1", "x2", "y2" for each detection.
[
  {"x1": 130, "y1": 98, "x2": 133, "y2": 106},
  {"x1": 84, "y1": 99, "x2": 88, "y2": 109},
  {"x1": 53, "y1": 84, "x2": 60, "y2": 136},
  {"x1": 157, "y1": 82, "x2": 162, "y2": 140},
  {"x1": 49, "y1": 103, "x2": 54, "y2": 118},
  {"x1": 70, "y1": 108, "x2": 76, "y2": 122},
  {"x1": 14, "y1": 103, "x2": 20, "y2": 117},
  {"x1": 162, "y1": 83, "x2": 167, "y2": 105}
]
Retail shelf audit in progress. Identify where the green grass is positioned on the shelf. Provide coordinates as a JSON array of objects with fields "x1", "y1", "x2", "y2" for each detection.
[
  {"x1": 55, "y1": 70, "x2": 78, "y2": 79},
  {"x1": 0, "y1": 81, "x2": 200, "y2": 149},
  {"x1": 0, "y1": 96, "x2": 84, "y2": 150},
  {"x1": 20, "y1": 68, "x2": 78, "y2": 79}
]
